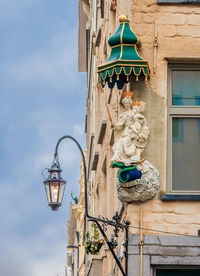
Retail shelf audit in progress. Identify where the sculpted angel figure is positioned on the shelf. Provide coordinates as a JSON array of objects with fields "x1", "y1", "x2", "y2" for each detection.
[{"x1": 111, "y1": 95, "x2": 149, "y2": 166}]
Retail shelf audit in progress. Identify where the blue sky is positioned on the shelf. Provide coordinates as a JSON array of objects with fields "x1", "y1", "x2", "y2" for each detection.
[{"x1": 0, "y1": 1, "x2": 86, "y2": 275}]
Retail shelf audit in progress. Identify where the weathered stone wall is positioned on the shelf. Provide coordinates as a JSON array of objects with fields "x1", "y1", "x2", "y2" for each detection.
[
  {"x1": 129, "y1": 234, "x2": 200, "y2": 275},
  {"x1": 126, "y1": 199, "x2": 200, "y2": 237}
]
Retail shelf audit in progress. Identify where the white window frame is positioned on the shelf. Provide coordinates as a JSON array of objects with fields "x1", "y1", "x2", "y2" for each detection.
[{"x1": 167, "y1": 63, "x2": 200, "y2": 194}]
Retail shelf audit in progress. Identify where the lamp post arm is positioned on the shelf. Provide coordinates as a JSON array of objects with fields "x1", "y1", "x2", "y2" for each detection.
[
  {"x1": 54, "y1": 135, "x2": 127, "y2": 228},
  {"x1": 54, "y1": 135, "x2": 89, "y2": 218}
]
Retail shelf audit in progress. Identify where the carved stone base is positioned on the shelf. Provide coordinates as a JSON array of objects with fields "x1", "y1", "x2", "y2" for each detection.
[{"x1": 116, "y1": 160, "x2": 160, "y2": 203}]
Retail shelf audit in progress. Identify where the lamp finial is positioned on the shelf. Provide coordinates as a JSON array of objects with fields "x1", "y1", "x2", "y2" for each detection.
[{"x1": 119, "y1": 15, "x2": 128, "y2": 22}]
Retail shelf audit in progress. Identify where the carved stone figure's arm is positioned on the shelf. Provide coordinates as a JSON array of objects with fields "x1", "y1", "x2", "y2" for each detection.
[{"x1": 114, "y1": 113, "x2": 127, "y2": 130}]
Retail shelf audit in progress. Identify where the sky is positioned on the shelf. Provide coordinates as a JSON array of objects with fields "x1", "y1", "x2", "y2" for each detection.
[{"x1": 0, "y1": 1, "x2": 86, "y2": 275}]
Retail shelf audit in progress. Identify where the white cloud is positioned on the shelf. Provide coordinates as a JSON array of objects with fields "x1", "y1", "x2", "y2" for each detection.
[
  {"x1": 1, "y1": 27, "x2": 78, "y2": 90},
  {"x1": 33, "y1": 144, "x2": 81, "y2": 173},
  {"x1": 0, "y1": 0, "x2": 42, "y2": 22},
  {"x1": 73, "y1": 123, "x2": 85, "y2": 136},
  {"x1": 0, "y1": 229, "x2": 67, "y2": 276}
]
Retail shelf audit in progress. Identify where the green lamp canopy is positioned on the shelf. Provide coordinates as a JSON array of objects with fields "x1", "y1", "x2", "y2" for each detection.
[{"x1": 97, "y1": 16, "x2": 150, "y2": 90}]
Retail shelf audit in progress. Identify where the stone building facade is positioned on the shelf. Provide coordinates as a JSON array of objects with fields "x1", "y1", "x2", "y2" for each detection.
[
  {"x1": 67, "y1": 157, "x2": 86, "y2": 276},
  {"x1": 77, "y1": 0, "x2": 200, "y2": 275}
]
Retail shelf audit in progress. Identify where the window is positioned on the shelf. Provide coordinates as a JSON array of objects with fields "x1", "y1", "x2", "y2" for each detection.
[
  {"x1": 156, "y1": 269, "x2": 200, "y2": 276},
  {"x1": 168, "y1": 64, "x2": 200, "y2": 193},
  {"x1": 158, "y1": 0, "x2": 200, "y2": 3},
  {"x1": 100, "y1": 0, "x2": 104, "y2": 18}
]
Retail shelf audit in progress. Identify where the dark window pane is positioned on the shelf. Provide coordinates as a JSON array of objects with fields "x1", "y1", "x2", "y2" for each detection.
[
  {"x1": 172, "y1": 118, "x2": 200, "y2": 191},
  {"x1": 100, "y1": 0, "x2": 104, "y2": 18},
  {"x1": 158, "y1": 0, "x2": 200, "y2": 3},
  {"x1": 157, "y1": 269, "x2": 200, "y2": 276},
  {"x1": 172, "y1": 70, "x2": 200, "y2": 106},
  {"x1": 173, "y1": 118, "x2": 183, "y2": 142}
]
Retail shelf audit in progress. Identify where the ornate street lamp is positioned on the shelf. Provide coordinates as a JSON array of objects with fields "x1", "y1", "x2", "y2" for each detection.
[
  {"x1": 42, "y1": 135, "x2": 129, "y2": 276},
  {"x1": 43, "y1": 162, "x2": 66, "y2": 211},
  {"x1": 42, "y1": 135, "x2": 87, "y2": 212}
]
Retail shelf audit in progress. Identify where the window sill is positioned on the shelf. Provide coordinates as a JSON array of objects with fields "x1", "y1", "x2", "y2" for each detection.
[{"x1": 161, "y1": 194, "x2": 200, "y2": 201}]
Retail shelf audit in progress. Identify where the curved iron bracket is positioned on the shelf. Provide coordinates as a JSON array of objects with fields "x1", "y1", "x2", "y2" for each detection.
[{"x1": 54, "y1": 135, "x2": 129, "y2": 275}]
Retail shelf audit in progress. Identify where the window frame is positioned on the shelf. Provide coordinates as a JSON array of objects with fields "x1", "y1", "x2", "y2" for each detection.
[{"x1": 167, "y1": 63, "x2": 200, "y2": 194}]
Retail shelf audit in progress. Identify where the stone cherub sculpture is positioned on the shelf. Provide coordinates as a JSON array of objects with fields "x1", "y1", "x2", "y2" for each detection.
[{"x1": 110, "y1": 91, "x2": 160, "y2": 203}]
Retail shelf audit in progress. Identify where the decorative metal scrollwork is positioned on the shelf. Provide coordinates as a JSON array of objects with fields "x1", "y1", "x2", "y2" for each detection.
[
  {"x1": 112, "y1": 211, "x2": 121, "y2": 223},
  {"x1": 109, "y1": 235, "x2": 118, "y2": 249},
  {"x1": 95, "y1": 213, "x2": 130, "y2": 255},
  {"x1": 88, "y1": 212, "x2": 129, "y2": 276}
]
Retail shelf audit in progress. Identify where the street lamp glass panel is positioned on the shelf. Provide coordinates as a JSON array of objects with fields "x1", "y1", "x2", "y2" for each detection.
[
  {"x1": 44, "y1": 183, "x2": 51, "y2": 204},
  {"x1": 59, "y1": 181, "x2": 66, "y2": 203}
]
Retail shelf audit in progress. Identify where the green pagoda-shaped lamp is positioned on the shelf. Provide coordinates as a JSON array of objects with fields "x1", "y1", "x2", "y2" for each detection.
[{"x1": 97, "y1": 15, "x2": 150, "y2": 90}]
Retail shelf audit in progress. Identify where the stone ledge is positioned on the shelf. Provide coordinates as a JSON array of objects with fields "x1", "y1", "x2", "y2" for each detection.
[
  {"x1": 129, "y1": 234, "x2": 200, "y2": 247},
  {"x1": 151, "y1": 255, "x2": 200, "y2": 265},
  {"x1": 144, "y1": 235, "x2": 160, "y2": 245},
  {"x1": 143, "y1": 245, "x2": 200, "y2": 256},
  {"x1": 158, "y1": 235, "x2": 200, "y2": 247}
]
